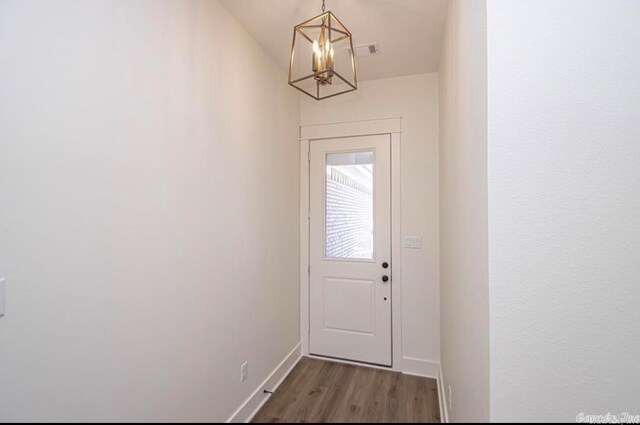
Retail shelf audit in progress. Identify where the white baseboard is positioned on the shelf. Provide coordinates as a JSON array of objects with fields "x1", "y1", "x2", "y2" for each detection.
[
  {"x1": 227, "y1": 343, "x2": 302, "y2": 423},
  {"x1": 307, "y1": 354, "x2": 393, "y2": 371},
  {"x1": 401, "y1": 356, "x2": 439, "y2": 379},
  {"x1": 438, "y1": 363, "x2": 449, "y2": 423},
  {"x1": 402, "y1": 357, "x2": 447, "y2": 423}
]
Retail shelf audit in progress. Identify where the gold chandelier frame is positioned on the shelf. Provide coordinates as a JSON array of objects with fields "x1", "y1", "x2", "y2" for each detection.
[{"x1": 288, "y1": 11, "x2": 358, "y2": 101}]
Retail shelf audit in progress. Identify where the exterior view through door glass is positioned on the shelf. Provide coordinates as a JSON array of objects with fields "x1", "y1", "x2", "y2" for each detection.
[
  {"x1": 325, "y1": 151, "x2": 374, "y2": 261},
  {"x1": 309, "y1": 134, "x2": 392, "y2": 367}
]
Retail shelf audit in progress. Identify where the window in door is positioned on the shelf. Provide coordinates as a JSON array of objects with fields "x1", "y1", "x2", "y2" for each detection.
[{"x1": 325, "y1": 151, "x2": 374, "y2": 260}]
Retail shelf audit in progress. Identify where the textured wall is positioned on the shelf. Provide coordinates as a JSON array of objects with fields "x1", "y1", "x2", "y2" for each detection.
[{"x1": 488, "y1": 0, "x2": 640, "y2": 421}]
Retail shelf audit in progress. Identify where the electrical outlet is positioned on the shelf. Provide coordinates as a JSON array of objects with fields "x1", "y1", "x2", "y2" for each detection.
[
  {"x1": 240, "y1": 362, "x2": 248, "y2": 383},
  {"x1": 448, "y1": 385, "x2": 452, "y2": 410}
]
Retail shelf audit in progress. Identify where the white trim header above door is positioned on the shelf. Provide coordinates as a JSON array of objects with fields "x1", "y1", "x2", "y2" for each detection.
[{"x1": 300, "y1": 116, "x2": 402, "y2": 141}]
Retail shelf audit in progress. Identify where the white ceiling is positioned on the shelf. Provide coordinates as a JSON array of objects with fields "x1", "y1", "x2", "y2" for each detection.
[{"x1": 219, "y1": 0, "x2": 449, "y2": 82}]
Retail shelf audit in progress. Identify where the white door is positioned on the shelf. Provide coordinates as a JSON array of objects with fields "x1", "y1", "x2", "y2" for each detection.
[{"x1": 309, "y1": 134, "x2": 392, "y2": 366}]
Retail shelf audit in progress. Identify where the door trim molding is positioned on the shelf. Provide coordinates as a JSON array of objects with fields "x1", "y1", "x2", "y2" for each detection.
[
  {"x1": 299, "y1": 117, "x2": 403, "y2": 372},
  {"x1": 300, "y1": 116, "x2": 402, "y2": 141}
]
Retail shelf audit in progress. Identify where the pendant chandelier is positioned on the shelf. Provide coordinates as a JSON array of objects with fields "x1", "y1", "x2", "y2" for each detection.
[{"x1": 288, "y1": 0, "x2": 358, "y2": 100}]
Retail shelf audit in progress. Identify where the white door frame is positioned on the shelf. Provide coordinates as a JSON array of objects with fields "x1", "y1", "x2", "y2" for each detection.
[{"x1": 299, "y1": 116, "x2": 403, "y2": 372}]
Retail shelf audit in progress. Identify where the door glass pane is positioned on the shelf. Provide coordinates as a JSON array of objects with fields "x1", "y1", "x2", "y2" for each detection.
[{"x1": 326, "y1": 151, "x2": 374, "y2": 260}]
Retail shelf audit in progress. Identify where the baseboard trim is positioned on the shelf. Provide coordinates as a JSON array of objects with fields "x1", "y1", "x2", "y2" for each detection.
[
  {"x1": 401, "y1": 357, "x2": 439, "y2": 379},
  {"x1": 227, "y1": 343, "x2": 302, "y2": 423},
  {"x1": 437, "y1": 363, "x2": 449, "y2": 423},
  {"x1": 307, "y1": 354, "x2": 393, "y2": 371}
]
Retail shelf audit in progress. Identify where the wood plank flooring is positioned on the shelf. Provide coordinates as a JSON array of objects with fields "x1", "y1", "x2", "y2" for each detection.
[{"x1": 252, "y1": 357, "x2": 441, "y2": 423}]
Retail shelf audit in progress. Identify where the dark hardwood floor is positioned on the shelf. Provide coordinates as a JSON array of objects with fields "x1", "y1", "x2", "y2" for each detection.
[{"x1": 252, "y1": 357, "x2": 441, "y2": 423}]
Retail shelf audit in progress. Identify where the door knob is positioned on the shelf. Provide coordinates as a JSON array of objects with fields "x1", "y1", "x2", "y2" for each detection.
[
  {"x1": 382, "y1": 262, "x2": 389, "y2": 269},
  {"x1": 382, "y1": 275, "x2": 389, "y2": 283}
]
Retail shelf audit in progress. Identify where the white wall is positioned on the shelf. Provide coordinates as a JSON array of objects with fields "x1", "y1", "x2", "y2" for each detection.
[
  {"x1": 438, "y1": 0, "x2": 489, "y2": 422},
  {"x1": 487, "y1": 0, "x2": 640, "y2": 421},
  {"x1": 301, "y1": 74, "x2": 441, "y2": 370},
  {"x1": 0, "y1": 0, "x2": 300, "y2": 421}
]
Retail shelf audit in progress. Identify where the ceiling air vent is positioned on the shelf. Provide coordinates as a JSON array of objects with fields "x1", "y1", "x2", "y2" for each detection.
[{"x1": 354, "y1": 43, "x2": 380, "y2": 57}]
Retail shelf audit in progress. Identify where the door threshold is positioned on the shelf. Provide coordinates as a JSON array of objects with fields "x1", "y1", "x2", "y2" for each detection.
[{"x1": 308, "y1": 353, "x2": 393, "y2": 370}]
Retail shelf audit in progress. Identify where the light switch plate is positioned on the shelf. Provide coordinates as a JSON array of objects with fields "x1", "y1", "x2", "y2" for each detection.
[
  {"x1": 404, "y1": 236, "x2": 423, "y2": 249},
  {"x1": 0, "y1": 278, "x2": 6, "y2": 316}
]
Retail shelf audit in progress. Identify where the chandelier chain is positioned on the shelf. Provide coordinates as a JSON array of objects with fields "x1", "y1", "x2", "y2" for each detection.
[{"x1": 322, "y1": 0, "x2": 326, "y2": 13}]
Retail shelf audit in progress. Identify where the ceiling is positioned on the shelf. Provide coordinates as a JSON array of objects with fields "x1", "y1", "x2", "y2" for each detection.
[{"x1": 219, "y1": 0, "x2": 449, "y2": 82}]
